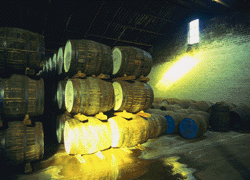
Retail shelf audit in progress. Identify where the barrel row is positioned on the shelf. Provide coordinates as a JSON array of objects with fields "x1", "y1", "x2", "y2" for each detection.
[
  {"x1": 152, "y1": 98, "x2": 214, "y2": 112},
  {"x1": 36, "y1": 39, "x2": 153, "y2": 79},
  {"x1": 150, "y1": 100, "x2": 250, "y2": 133},
  {"x1": 58, "y1": 112, "x2": 167, "y2": 155},
  {"x1": 58, "y1": 109, "x2": 213, "y2": 155},
  {"x1": 56, "y1": 77, "x2": 154, "y2": 115}
]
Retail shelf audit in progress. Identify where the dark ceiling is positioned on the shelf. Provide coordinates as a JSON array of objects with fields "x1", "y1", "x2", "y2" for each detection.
[{"x1": 1, "y1": 0, "x2": 250, "y2": 53}]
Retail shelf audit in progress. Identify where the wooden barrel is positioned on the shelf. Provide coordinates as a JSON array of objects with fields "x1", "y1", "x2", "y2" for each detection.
[
  {"x1": 57, "y1": 80, "x2": 67, "y2": 110},
  {"x1": 179, "y1": 114, "x2": 209, "y2": 139},
  {"x1": 112, "y1": 46, "x2": 153, "y2": 77},
  {"x1": 64, "y1": 117, "x2": 112, "y2": 155},
  {"x1": 209, "y1": 103, "x2": 230, "y2": 132},
  {"x1": 178, "y1": 99, "x2": 195, "y2": 109},
  {"x1": 194, "y1": 111, "x2": 210, "y2": 125},
  {"x1": 151, "y1": 104, "x2": 164, "y2": 109},
  {"x1": 229, "y1": 105, "x2": 250, "y2": 131},
  {"x1": 146, "y1": 113, "x2": 168, "y2": 138},
  {"x1": 159, "y1": 104, "x2": 182, "y2": 111},
  {"x1": 175, "y1": 108, "x2": 194, "y2": 114},
  {"x1": 108, "y1": 115, "x2": 150, "y2": 148},
  {"x1": 57, "y1": 47, "x2": 64, "y2": 75},
  {"x1": 63, "y1": 39, "x2": 113, "y2": 77},
  {"x1": 162, "y1": 98, "x2": 181, "y2": 105},
  {"x1": 0, "y1": 74, "x2": 44, "y2": 118},
  {"x1": 113, "y1": 80, "x2": 154, "y2": 113},
  {"x1": 56, "y1": 113, "x2": 71, "y2": 144},
  {"x1": 217, "y1": 101, "x2": 237, "y2": 111},
  {"x1": 65, "y1": 77, "x2": 114, "y2": 115},
  {"x1": 0, "y1": 27, "x2": 45, "y2": 74},
  {"x1": 189, "y1": 101, "x2": 213, "y2": 112},
  {"x1": 145, "y1": 109, "x2": 163, "y2": 114},
  {"x1": 160, "y1": 111, "x2": 188, "y2": 134},
  {"x1": 0, "y1": 121, "x2": 44, "y2": 165}
]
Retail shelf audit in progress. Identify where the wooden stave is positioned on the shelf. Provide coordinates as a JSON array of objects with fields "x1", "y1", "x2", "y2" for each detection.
[
  {"x1": 112, "y1": 46, "x2": 153, "y2": 78},
  {"x1": 64, "y1": 39, "x2": 113, "y2": 77},
  {"x1": 0, "y1": 27, "x2": 45, "y2": 73},
  {"x1": 66, "y1": 77, "x2": 114, "y2": 115},
  {"x1": 64, "y1": 117, "x2": 112, "y2": 155},
  {"x1": 0, "y1": 74, "x2": 44, "y2": 118},
  {"x1": 113, "y1": 80, "x2": 154, "y2": 113},
  {"x1": 0, "y1": 121, "x2": 44, "y2": 165}
]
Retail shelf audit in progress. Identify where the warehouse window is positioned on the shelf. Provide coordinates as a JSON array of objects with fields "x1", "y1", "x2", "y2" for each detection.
[{"x1": 188, "y1": 19, "x2": 199, "y2": 44}]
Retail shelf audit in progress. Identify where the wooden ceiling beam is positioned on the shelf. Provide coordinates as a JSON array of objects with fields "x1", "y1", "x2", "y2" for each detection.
[
  {"x1": 119, "y1": 6, "x2": 175, "y2": 24},
  {"x1": 101, "y1": 21, "x2": 163, "y2": 36},
  {"x1": 87, "y1": 33, "x2": 153, "y2": 47}
]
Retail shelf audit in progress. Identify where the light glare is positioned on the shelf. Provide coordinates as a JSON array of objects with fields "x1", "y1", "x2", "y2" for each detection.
[{"x1": 156, "y1": 55, "x2": 200, "y2": 89}]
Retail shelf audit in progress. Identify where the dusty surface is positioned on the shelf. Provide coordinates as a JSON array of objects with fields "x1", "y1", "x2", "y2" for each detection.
[{"x1": 1, "y1": 130, "x2": 250, "y2": 180}]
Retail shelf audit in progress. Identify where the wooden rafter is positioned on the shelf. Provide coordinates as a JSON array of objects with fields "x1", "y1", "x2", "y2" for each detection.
[
  {"x1": 102, "y1": 21, "x2": 163, "y2": 36},
  {"x1": 87, "y1": 33, "x2": 152, "y2": 47}
]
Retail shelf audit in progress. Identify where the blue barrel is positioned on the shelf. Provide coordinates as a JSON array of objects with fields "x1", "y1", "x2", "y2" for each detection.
[
  {"x1": 159, "y1": 111, "x2": 188, "y2": 134},
  {"x1": 180, "y1": 114, "x2": 209, "y2": 139}
]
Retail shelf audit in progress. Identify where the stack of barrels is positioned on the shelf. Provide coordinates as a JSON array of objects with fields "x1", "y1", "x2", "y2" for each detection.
[
  {"x1": 50, "y1": 38, "x2": 157, "y2": 157},
  {"x1": 0, "y1": 27, "x2": 45, "y2": 171}
]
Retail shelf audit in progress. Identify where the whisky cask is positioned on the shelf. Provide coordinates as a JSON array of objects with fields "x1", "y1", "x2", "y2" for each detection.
[
  {"x1": 179, "y1": 114, "x2": 209, "y2": 139},
  {"x1": 0, "y1": 121, "x2": 44, "y2": 165},
  {"x1": 0, "y1": 74, "x2": 44, "y2": 118},
  {"x1": 112, "y1": 46, "x2": 152, "y2": 77},
  {"x1": 64, "y1": 39, "x2": 112, "y2": 77},
  {"x1": 64, "y1": 117, "x2": 112, "y2": 155},
  {"x1": 65, "y1": 77, "x2": 114, "y2": 115},
  {"x1": 113, "y1": 80, "x2": 153, "y2": 113},
  {"x1": 0, "y1": 27, "x2": 45, "y2": 74}
]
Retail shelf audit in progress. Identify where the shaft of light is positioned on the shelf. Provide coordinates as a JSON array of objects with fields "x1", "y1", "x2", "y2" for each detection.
[{"x1": 156, "y1": 55, "x2": 200, "y2": 89}]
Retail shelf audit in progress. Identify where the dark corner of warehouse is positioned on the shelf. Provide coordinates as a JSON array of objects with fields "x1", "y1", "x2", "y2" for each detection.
[{"x1": 1, "y1": 0, "x2": 250, "y2": 180}]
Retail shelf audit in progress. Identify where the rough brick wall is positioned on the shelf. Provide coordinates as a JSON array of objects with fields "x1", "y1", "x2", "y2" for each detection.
[{"x1": 148, "y1": 13, "x2": 250, "y2": 106}]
